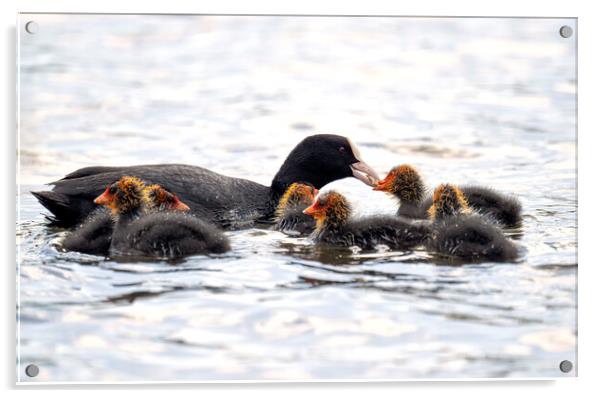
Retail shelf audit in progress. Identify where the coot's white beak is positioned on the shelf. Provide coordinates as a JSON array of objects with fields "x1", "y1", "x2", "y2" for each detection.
[
  {"x1": 350, "y1": 161, "x2": 380, "y2": 187},
  {"x1": 347, "y1": 137, "x2": 380, "y2": 187}
]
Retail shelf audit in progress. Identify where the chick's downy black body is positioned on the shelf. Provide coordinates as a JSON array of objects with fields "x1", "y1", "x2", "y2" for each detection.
[
  {"x1": 458, "y1": 186, "x2": 522, "y2": 227},
  {"x1": 426, "y1": 214, "x2": 518, "y2": 261},
  {"x1": 111, "y1": 212, "x2": 230, "y2": 258},
  {"x1": 275, "y1": 204, "x2": 316, "y2": 236},
  {"x1": 32, "y1": 134, "x2": 380, "y2": 229},
  {"x1": 313, "y1": 216, "x2": 431, "y2": 250},
  {"x1": 61, "y1": 209, "x2": 113, "y2": 255},
  {"x1": 420, "y1": 186, "x2": 522, "y2": 227},
  {"x1": 93, "y1": 177, "x2": 230, "y2": 259},
  {"x1": 61, "y1": 183, "x2": 190, "y2": 256},
  {"x1": 425, "y1": 184, "x2": 518, "y2": 262},
  {"x1": 305, "y1": 191, "x2": 431, "y2": 250}
]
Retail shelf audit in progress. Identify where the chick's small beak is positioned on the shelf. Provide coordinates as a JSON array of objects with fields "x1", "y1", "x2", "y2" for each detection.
[
  {"x1": 173, "y1": 198, "x2": 191, "y2": 212},
  {"x1": 303, "y1": 202, "x2": 319, "y2": 216},
  {"x1": 94, "y1": 188, "x2": 113, "y2": 206},
  {"x1": 350, "y1": 161, "x2": 380, "y2": 187},
  {"x1": 373, "y1": 177, "x2": 390, "y2": 192}
]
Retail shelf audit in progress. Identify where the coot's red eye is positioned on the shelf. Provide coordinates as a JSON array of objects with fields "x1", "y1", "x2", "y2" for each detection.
[{"x1": 339, "y1": 146, "x2": 346, "y2": 154}]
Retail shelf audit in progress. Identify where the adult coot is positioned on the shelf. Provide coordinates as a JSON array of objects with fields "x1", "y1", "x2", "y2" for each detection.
[
  {"x1": 373, "y1": 164, "x2": 522, "y2": 227},
  {"x1": 33, "y1": 134, "x2": 380, "y2": 229},
  {"x1": 94, "y1": 176, "x2": 230, "y2": 258},
  {"x1": 62, "y1": 183, "x2": 190, "y2": 255},
  {"x1": 303, "y1": 191, "x2": 430, "y2": 250},
  {"x1": 425, "y1": 184, "x2": 518, "y2": 262},
  {"x1": 273, "y1": 182, "x2": 318, "y2": 236}
]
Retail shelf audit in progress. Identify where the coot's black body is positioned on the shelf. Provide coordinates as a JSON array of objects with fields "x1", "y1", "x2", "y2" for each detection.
[
  {"x1": 313, "y1": 216, "x2": 431, "y2": 250},
  {"x1": 426, "y1": 214, "x2": 518, "y2": 261},
  {"x1": 32, "y1": 134, "x2": 380, "y2": 229},
  {"x1": 61, "y1": 209, "x2": 113, "y2": 255},
  {"x1": 110, "y1": 212, "x2": 230, "y2": 258},
  {"x1": 34, "y1": 164, "x2": 271, "y2": 230}
]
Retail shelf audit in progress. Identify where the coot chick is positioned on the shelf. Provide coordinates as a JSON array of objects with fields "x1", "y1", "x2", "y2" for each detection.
[
  {"x1": 374, "y1": 164, "x2": 522, "y2": 227},
  {"x1": 62, "y1": 183, "x2": 191, "y2": 255},
  {"x1": 274, "y1": 182, "x2": 318, "y2": 235},
  {"x1": 425, "y1": 184, "x2": 518, "y2": 262},
  {"x1": 144, "y1": 184, "x2": 191, "y2": 212},
  {"x1": 33, "y1": 134, "x2": 381, "y2": 229},
  {"x1": 94, "y1": 177, "x2": 230, "y2": 258},
  {"x1": 303, "y1": 191, "x2": 430, "y2": 250},
  {"x1": 373, "y1": 164, "x2": 431, "y2": 219}
]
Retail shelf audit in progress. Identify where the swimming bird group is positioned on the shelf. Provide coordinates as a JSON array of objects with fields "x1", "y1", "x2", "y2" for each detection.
[{"x1": 34, "y1": 134, "x2": 521, "y2": 262}]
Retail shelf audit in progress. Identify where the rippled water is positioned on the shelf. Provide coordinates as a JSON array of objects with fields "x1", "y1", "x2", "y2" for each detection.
[{"x1": 17, "y1": 15, "x2": 577, "y2": 382}]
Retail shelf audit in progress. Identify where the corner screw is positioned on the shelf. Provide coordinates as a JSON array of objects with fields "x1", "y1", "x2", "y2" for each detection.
[
  {"x1": 559, "y1": 25, "x2": 573, "y2": 38},
  {"x1": 25, "y1": 364, "x2": 39, "y2": 377},
  {"x1": 559, "y1": 360, "x2": 573, "y2": 373}
]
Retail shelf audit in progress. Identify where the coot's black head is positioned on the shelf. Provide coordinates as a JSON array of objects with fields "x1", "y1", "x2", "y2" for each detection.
[
  {"x1": 303, "y1": 190, "x2": 352, "y2": 230},
  {"x1": 373, "y1": 164, "x2": 426, "y2": 204},
  {"x1": 428, "y1": 184, "x2": 470, "y2": 221},
  {"x1": 94, "y1": 176, "x2": 150, "y2": 215},
  {"x1": 271, "y1": 134, "x2": 380, "y2": 196}
]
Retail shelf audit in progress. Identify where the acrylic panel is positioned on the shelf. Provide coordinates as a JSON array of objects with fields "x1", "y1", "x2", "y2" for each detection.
[{"x1": 17, "y1": 14, "x2": 577, "y2": 383}]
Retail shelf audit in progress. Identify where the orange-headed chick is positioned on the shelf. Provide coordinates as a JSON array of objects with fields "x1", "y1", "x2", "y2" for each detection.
[
  {"x1": 425, "y1": 184, "x2": 518, "y2": 262},
  {"x1": 63, "y1": 179, "x2": 190, "y2": 256},
  {"x1": 373, "y1": 164, "x2": 430, "y2": 219},
  {"x1": 94, "y1": 176, "x2": 229, "y2": 258},
  {"x1": 144, "y1": 184, "x2": 190, "y2": 212},
  {"x1": 427, "y1": 184, "x2": 470, "y2": 221},
  {"x1": 375, "y1": 165, "x2": 522, "y2": 227},
  {"x1": 94, "y1": 176, "x2": 150, "y2": 217},
  {"x1": 303, "y1": 191, "x2": 429, "y2": 250},
  {"x1": 274, "y1": 182, "x2": 319, "y2": 235}
]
